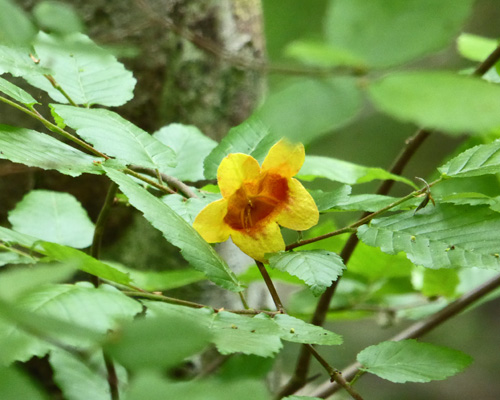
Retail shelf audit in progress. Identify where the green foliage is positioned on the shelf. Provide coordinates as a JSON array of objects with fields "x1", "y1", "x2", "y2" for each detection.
[
  {"x1": 0, "y1": 125, "x2": 103, "y2": 177},
  {"x1": 52, "y1": 105, "x2": 176, "y2": 169},
  {"x1": 8, "y1": 190, "x2": 95, "y2": 248},
  {"x1": 357, "y1": 204, "x2": 500, "y2": 270},
  {"x1": 268, "y1": 250, "x2": 345, "y2": 296},
  {"x1": 368, "y1": 72, "x2": 500, "y2": 134},
  {"x1": 325, "y1": 0, "x2": 474, "y2": 68},
  {"x1": 358, "y1": 339, "x2": 473, "y2": 383},
  {"x1": 1, "y1": 1, "x2": 499, "y2": 398},
  {"x1": 104, "y1": 168, "x2": 242, "y2": 291}
]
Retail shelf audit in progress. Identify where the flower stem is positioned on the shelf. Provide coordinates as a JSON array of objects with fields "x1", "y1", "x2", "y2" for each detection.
[{"x1": 255, "y1": 260, "x2": 284, "y2": 313}]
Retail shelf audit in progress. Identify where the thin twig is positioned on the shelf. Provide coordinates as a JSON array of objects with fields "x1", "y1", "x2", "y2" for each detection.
[
  {"x1": 44, "y1": 74, "x2": 79, "y2": 107},
  {"x1": 104, "y1": 352, "x2": 120, "y2": 400},
  {"x1": 255, "y1": 260, "x2": 285, "y2": 313},
  {"x1": 129, "y1": 165, "x2": 198, "y2": 198},
  {"x1": 123, "y1": 168, "x2": 176, "y2": 194}
]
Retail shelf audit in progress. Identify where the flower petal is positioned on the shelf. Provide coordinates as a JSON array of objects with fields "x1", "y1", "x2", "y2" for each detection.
[
  {"x1": 276, "y1": 178, "x2": 319, "y2": 230},
  {"x1": 217, "y1": 153, "x2": 261, "y2": 198},
  {"x1": 231, "y1": 222, "x2": 285, "y2": 262},
  {"x1": 261, "y1": 138, "x2": 305, "y2": 177},
  {"x1": 193, "y1": 199, "x2": 231, "y2": 243}
]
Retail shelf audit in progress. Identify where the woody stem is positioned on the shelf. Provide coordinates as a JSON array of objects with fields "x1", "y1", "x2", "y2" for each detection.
[{"x1": 255, "y1": 260, "x2": 284, "y2": 313}]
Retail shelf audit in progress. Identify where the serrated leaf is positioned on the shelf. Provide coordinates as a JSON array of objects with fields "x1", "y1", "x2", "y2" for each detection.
[
  {"x1": 105, "y1": 314, "x2": 211, "y2": 370},
  {"x1": 144, "y1": 302, "x2": 342, "y2": 357},
  {"x1": 161, "y1": 192, "x2": 221, "y2": 225},
  {"x1": 298, "y1": 155, "x2": 417, "y2": 188},
  {"x1": 333, "y1": 194, "x2": 420, "y2": 212},
  {"x1": 268, "y1": 250, "x2": 345, "y2": 296},
  {"x1": 255, "y1": 77, "x2": 361, "y2": 144},
  {"x1": 104, "y1": 167, "x2": 242, "y2": 292},
  {"x1": 8, "y1": 190, "x2": 95, "y2": 249},
  {"x1": 0, "y1": 250, "x2": 33, "y2": 266},
  {"x1": 127, "y1": 372, "x2": 270, "y2": 400},
  {"x1": 0, "y1": 125, "x2": 103, "y2": 177},
  {"x1": 439, "y1": 140, "x2": 500, "y2": 178},
  {"x1": 272, "y1": 314, "x2": 342, "y2": 345},
  {"x1": 52, "y1": 105, "x2": 175, "y2": 169},
  {"x1": 0, "y1": 283, "x2": 141, "y2": 365},
  {"x1": 33, "y1": 1, "x2": 84, "y2": 35},
  {"x1": 0, "y1": 0, "x2": 37, "y2": 46},
  {"x1": 0, "y1": 45, "x2": 46, "y2": 77},
  {"x1": 358, "y1": 339, "x2": 473, "y2": 383},
  {"x1": 0, "y1": 76, "x2": 37, "y2": 105},
  {"x1": 25, "y1": 32, "x2": 135, "y2": 106},
  {"x1": 369, "y1": 72, "x2": 500, "y2": 135},
  {"x1": 39, "y1": 242, "x2": 131, "y2": 285},
  {"x1": 50, "y1": 349, "x2": 126, "y2": 400},
  {"x1": 0, "y1": 226, "x2": 39, "y2": 247},
  {"x1": 153, "y1": 124, "x2": 217, "y2": 181},
  {"x1": 326, "y1": 0, "x2": 474, "y2": 68},
  {"x1": 357, "y1": 204, "x2": 500, "y2": 270},
  {"x1": 457, "y1": 33, "x2": 499, "y2": 62},
  {"x1": 203, "y1": 117, "x2": 272, "y2": 180},
  {"x1": 309, "y1": 185, "x2": 351, "y2": 212}
]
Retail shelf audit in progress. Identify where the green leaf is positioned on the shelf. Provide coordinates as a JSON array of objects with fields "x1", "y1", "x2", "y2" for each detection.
[
  {"x1": 126, "y1": 372, "x2": 270, "y2": 400},
  {"x1": 298, "y1": 155, "x2": 417, "y2": 187},
  {"x1": 0, "y1": 45, "x2": 46, "y2": 77},
  {"x1": 111, "y1": 262, "x2": 206, "y2": 291},
  {"x1": 203, "y1": 117, "x2": 273, "y2": 180},
  {"x1": 161, "y1": 192, "x2": 221, "y2": 225},
  {"x1": 144, "y1": 302, "x2": 341, "y2": 357},
  {"x1": 421, "y1": 268, "x2": 459, "y2": 298},
  {"x1": 153, "y1": 124, "x2": 217, "y2": 181},
  {"x1": 357, "y1": 204, "x2": 500, "y2": 270},
  {"x1": 104, "y1": 167, "x2": 242, "y2": 292},
  {"x1": 0, "y1": 76, "x2": 37, "y2": 105},
  {"x1": 33, "y1": 1, "x2": 84, "y2": 35},
  {"x1": 8, "y1": 190, "x2": 95, "y2": 249},
  {"x1": 284, "y1": 40, "x2": 365, "y2": 68},
  {"x1": 309, "y1": 185, "x2": 351, "y2": 212},
  {"x1": 332, "y1": 194, "x2": 419, "y2": 213},
  {"x1": 272, "y1": 314, "x2": 342, "y2": 345},
  {"x1": 439, "y1": 140, "x2": 500, "y2": 178},
  {"x1": 0, "y1": 226, "x2": 39, "y2": 247},
  {"x1": 457, "y1": 33, "x2": 499, "y2": 62},
  {"x1": 368, "y1": 72, "x2": 500, "y2": 135},
  {"x1": 26, "y1": 32, "x2": 135, "y2": 106},
  {"x1": 358, "y1": 339, "x2": 473, "y2": 383},
  {"x1": 255, "y1": 77, "x2": 361, "y2": 144},
  {"x1": 106, "y1": 314, "x2": 211, "y2": 370},
  {"x1": 0, "y1": 263, "x2": 76, "y2": 301},
  {"x1": 52, "y1": 105, "x2": 176, "y2": 169},
  {"x1": 326, "y1": 0, "x2": 474, "y2": 68},
  {"x1": 348, "y1": 241, "x2": 413, "y2": 282},
  {"x1": 268, "y1": 250, "x2": 345, "y2": 296},
  {"x1": 0, "y1": 125, "x2": 103, "y2": 177},
  {"x1": 0, "y1": 0, "x2": 37, "y2": 46},
  {"x1": 39, "y1": 242, "x2": 131, "y2": 285},
  {"x1": 50, "y1": 349, "x2": 127, "y2": 400},
  {"x1": 0, "y1": 283, "x2": 141, "y2": 365},
  {"x1": 0, "y1": 366, "x2": 48, "y2": 400},
  {"x1": 0, "y1": 251, "x2": 32, "y2": 267}
]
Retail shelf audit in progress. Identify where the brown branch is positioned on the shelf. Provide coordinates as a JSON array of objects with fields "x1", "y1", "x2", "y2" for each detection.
[
  {"x1": 256, "y1": 260, "x2": 285, "y2": 313},
  {"x1": 129, "y1": 165, "x2": 198, "y2": 198}
]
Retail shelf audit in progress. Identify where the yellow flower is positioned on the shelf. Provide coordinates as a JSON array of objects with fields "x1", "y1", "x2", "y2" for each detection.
[{"x1": 193, "y1": 138, "x2": 319, "y2": 262}]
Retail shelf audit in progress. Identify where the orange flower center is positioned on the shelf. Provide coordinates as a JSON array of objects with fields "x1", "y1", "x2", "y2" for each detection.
[{"x1": 224, "y1": 174, "x2": 288, "y2": 231}]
